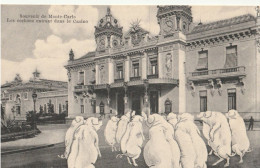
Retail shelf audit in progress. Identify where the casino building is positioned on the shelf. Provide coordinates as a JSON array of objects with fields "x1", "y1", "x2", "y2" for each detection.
[
  {"x1": 1, "y1": 70, "x2": 68, "y2": 121},
  {"x1": 65, "y1": 6, "x2": 260, "y2": 119}
]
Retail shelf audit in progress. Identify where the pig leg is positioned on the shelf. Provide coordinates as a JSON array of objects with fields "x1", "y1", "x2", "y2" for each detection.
[
  {"x1": 92, "y1": 131, "x2": 101, "y2": 157},
  {"x1": 232, "y1": 144, "x2": 244, "y2": 163},
  {"x1": 132, "y1": 148, "x2": 141, "y2": 167},
  {"x1": 209, "y1": 149, "x2": 213, "y2": 155},
  {"x1": 224, "y1": 158, "x2": 230, "y2": 167},
  {"x1": 212, "y1": 158, "x2": 224, "y2": 166},
  {"x1": 111, "y1": 145, "x2": 114, "y2": 152},
  {"x1": 127, "y1": 157, "x2": 132, "y2": 165}
]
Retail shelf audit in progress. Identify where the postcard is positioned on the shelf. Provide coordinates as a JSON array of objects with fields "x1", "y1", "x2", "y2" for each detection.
[{"x1": 1, "y1": 4, "x2": 260, "y2": 168}]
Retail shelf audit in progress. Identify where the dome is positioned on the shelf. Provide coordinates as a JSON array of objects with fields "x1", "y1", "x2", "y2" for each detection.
[
  {"x1": 97, "y1": 7, "x2": 120, "y2": 28},
  {"x1": 94, "y1": 7, "x2": 123, "y2": 38}
]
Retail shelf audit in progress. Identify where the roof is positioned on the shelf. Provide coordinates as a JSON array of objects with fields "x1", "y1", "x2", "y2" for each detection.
[
  {"x1": 77, "y1": 51, "x2": 96, "y2": 60},
  {"x1": 190, "y1": 14, "x2": 255, "y2": 34}
]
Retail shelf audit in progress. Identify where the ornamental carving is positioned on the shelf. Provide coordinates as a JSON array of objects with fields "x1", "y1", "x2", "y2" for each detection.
[
  {"x1": 208, "y1": 79, "x2": 215, "y2": 96},
  {"x1": 67, "y1": 70, "x2": 71, "y2": 82},
  {"x1": 165, "y1": 53, "x2": 172, "y2": 77},
  {"x1": 216, "y1": 78, "x2": 222, "y2": 96},
  {"x1": 99, "y1": 64, "x2": 105, "y2": 84}
]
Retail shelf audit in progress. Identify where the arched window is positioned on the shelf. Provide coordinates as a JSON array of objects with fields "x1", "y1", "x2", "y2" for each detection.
[
  {"x1": 99, "y1": 101, "x2": 105, "y2": 115},
  {"x1": 165, "y1": 98, "x2": 172, "y2": 114}
]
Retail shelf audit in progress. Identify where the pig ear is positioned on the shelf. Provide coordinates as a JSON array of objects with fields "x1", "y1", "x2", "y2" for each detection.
[
  {"x1": 75, "y1": 116, "x2": 82, "y2": 123},
  {"x1": 147, "y1": 115, "x2": 155, "y2": 125}
]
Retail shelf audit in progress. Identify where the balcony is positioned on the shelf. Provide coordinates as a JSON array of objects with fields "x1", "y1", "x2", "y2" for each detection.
[
  {"x1": 147, "y1": 74, "x2": 159, "y2": 79},
  {"x1": 130, "y1": 76, "x2": 141, "y2": 81},
  {"x1": 189, "y1": 66, "x2": 246, "y2": 81},
  {"x1": 114, "y1": 78, "x2": 124, "y2": 83},
  {"x1": 74, "y1": 85, "x2": 89, "y2": 92}
]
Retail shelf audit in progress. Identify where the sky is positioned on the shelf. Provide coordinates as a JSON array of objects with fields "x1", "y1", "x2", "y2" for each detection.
[{"x1": 1, "y1": 5, "x2": 256, "y2": 84}]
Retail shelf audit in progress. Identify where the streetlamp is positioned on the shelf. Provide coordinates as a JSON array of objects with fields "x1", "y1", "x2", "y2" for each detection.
[{"x1": 32, "y1": 90, "x2": 37, "y2": 130}]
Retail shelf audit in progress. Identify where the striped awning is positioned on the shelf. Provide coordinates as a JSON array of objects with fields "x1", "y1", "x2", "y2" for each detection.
[
  {"x1": 224, "y1": 53, "x2": 237, "y2": 68},
  {"x1": 197, "y1": 51, "x2": 208, "y2": 70}
]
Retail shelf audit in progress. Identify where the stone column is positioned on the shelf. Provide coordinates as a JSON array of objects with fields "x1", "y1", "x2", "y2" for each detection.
[
  {"x1": 142, "y1": 52, "x2": 147, "y2": 79},
  {"x1": 256, "y1": 15, "x2": 260, "y2": 114},
  {"x1": 124, "y1": 56, "x2": 130, "y2": 82},
  {"x1": 108, "y1": 58, "x2": 114, "y2": 84},
  {"x1": 95, "y1": 64, "x2": 99, "y2": 84},
  {"x1": 178, "y1": 44, "x2": 186, "y2": 113},
  {"x1": 158, "y1": 52, "x2": 163, "y2": 78}
]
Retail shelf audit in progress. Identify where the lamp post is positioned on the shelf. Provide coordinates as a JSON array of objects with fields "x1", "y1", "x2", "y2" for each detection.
[{"x1": 32, "y1": 90, "x2": 37, "y2": 130}]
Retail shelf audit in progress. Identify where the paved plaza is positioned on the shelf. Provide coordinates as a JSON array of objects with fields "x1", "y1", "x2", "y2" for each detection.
[{"x1": 1, "y1": 119, "x2": 260, "y2": 168}]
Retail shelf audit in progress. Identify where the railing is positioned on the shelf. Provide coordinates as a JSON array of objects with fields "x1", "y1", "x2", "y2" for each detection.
[
  {"x1": 191, "y1": 66, "x2": 245, "y2": 77},
  {"x1": 192, "y1": 71, "x2": 209, "y2": 76},
  {"x1": 94, "y1": 84, "x2": 107, "y2": 90},
  {"x1": 147, "y1": 74, "x2": 159, "y2": 79},
  {"x1": 130, "y1": 76, "x2": 141, "y2": 81},
  {"x1": 190, "y1": 66, "x2": 245, "y2": 79},
  {"x1": 39, "y1": 90, "x2": 67, "y2": 98},
  {"x1": 114, "y1": 78, "x2": 124, "y2": 83},
  {"x1": 74, "y1": 85, "x2": 89, "y2": 92}
]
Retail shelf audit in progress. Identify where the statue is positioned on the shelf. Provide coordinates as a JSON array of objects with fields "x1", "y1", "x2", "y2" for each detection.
[
  {"x1": 69, "y1": 49, "x2": 74, "y2": 61},
  {"x1": 256, "y1": 6, "x2": 260, "y2": 17}
]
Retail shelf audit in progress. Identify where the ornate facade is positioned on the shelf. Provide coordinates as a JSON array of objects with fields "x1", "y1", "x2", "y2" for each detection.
[
  {"x1": 65, "y1": 6, "x2": 260, "y2": 120},
  {"x1": 1, "y1": 70, "x2": 68, "y2": 121}
]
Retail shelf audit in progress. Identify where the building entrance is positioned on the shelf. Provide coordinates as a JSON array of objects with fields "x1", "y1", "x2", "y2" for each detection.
[
  {"x1": 117, "y1": 92, "x2": 125, "y2": 117},
  {"x1": 132, "y1": 92, "x2": 141, "y2": 115},
  {"x1": 150, "y1": 91, "x2": 158, "y2": 114}
]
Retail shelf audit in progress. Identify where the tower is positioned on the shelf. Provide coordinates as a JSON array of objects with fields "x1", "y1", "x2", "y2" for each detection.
[
  {"x1": 156, "y1": 6, "x2": 192, "y2": 113},
  {"x1": 157, "y1": 5, "x2": 193, "y2": 36},
  {"x1": 94, "y1": 7, "x2": 123, "y2": 51},
  {"x1": 33, "y1": 69, "x2": 40, "y2": 80}
]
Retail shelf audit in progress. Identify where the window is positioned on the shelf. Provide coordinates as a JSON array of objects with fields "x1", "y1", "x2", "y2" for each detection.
[
  {"x1": 44, "y1": 104, "x2": 47, "y2": 113},
  {"x1": 117, "y1": 64, "x2": 123, "y2": 79},
  {"x1": 228, "y1": 89, "x2": 236, "y2": 110},
  {"x1": 59, "y1": 104, "x2": 62, "y2": 114},
  {"x1": 16, "y1": 106, "x2": 21, "y2": 115},
  {"x1": 23, "y1": 92, "x2": 28, "y2": 100},
  {"x1": 150, "y1": 57, "x2": 158, "y2": 75},
  {"x1": 80, "y1": 98, "x2": 84, "y2": 113},
  {"x1": 9, "y1": 94, "x2": 13, "y2": 101},
  {"x1": 78, "y1": 71, "x2": 85, "y2": 85},
  {"x1": 132, "y1": 61, "x2": 139, "y2": 77},
  {"x1": 81, "y1": 105, "x2": 84, "y2": 113},
  {"x1": 197, "y1": 50, "x2": 208, "y2": 70},
  {"x1": 225, "y1": 45, "x2": 237, "y2": 68},
  {"x1": 200, "y1": 91, "x2": 207, "y2": 112}
]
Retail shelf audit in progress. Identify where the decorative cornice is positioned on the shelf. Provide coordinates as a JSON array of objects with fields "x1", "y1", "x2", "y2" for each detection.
[
  {"x1": 66, "y1": 62, "x2": 95, "y2": 71},
  {"x1": 186, "y1": 29, "x2": 257, "y2": 50}
]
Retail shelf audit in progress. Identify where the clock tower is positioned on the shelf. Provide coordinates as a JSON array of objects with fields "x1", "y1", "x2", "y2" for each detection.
[
  {"x1": 156, "y1": 6, "x2": 192, "y2": 114},
  {"x1": 157, "y1": 5, "x2": 193, "y2": 36},
  {"x1": 94, "y1": 7, "x2": 123, "y2": 51}
]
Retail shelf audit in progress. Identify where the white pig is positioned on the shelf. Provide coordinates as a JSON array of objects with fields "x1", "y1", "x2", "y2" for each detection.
[
  {"x1": 197, "y1": 111, "x2": 232, "y2": 167},
  {"x1": 58, "y1": 116, "x2": 84, "y2": 159},
  {"x1": 226, "y1": 109, "x2": 251, "y2": 163},
  {"x1": 67, "y1": 117, "x2": 102, "y2": 168},
  {"x1": 104, "y1": 116, "x2": 120, "y2": 152},
  {"x1": 117, "y1": 115, "x2": 145, "y2": 166},
  {"x1": 144, "y1": 125, "x2": 174, "y2": 168},
  {"x1": 146, "y1": 113, "x2": 181, "y2": 168},
  {"x1": 174, "y1": 114, "x2": 197, "y2": 168},
  {"x1": 116, "y1": 111, "x2": 131, "y2": 145},
  {"x1": 177, "y1": 113, "x2": 208, "y2": 168}
]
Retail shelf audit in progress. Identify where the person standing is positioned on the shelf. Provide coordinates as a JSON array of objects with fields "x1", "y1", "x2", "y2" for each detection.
[{"x1": 248, "y1": 116, "x2": 254, "y2": 131}]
